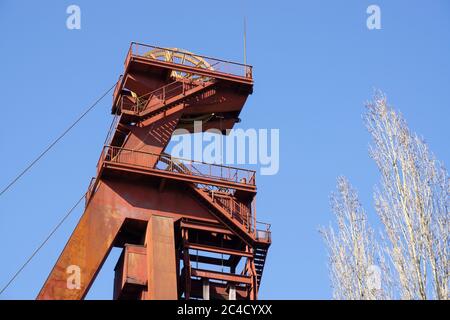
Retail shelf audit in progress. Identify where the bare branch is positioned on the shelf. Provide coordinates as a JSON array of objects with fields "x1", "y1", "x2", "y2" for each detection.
[{"x1": 322, "y1": 91, "x2": 449, "y2": 300}]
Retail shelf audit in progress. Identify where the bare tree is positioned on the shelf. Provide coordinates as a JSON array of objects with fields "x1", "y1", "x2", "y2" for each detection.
[
  {"x1": 322, "y1": 92, "x2": 449, "y2": 300},
  {"x1": 320, "y1": 177, "x2": 391, "y2": 299},
  {"x1": 365, "y1": 92, "x2": 449, "y2": 299}
]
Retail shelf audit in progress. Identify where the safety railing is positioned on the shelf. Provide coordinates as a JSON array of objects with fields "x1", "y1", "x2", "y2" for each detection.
[
  {"x1": 125, "y1": 42, "x2": 253, "y2": 79},
  {"x1": 85, "y1": 177, "x2": 97, "y2": 207},
  {"x1": 119, "y1": 79, "x2": 198, "y2": 115},
  {"x1": 98, "y1": 145, "x2": 256, "y2": 186},
  {"x1": 210, "y1": 192, "x2": 253, "y2": 231},
  {"x1": 255, "y1": 222, "x2": 271, "y2": 243},
  {"x1": 94, "y1": 145, "x2": 260, "y2": 236},
  {"x1": 163, "y1": 161, "x2": 255, "y2": 233}
]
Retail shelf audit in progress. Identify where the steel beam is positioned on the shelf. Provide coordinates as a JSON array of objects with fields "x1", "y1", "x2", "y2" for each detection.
[{"x1": 144, "y1": 216, "x2": 178, "y2": 299}]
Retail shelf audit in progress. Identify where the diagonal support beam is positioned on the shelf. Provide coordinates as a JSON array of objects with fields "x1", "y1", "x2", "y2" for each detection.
[{"x1": 37, "y1": 184, "x2": 125, "y2": 300}]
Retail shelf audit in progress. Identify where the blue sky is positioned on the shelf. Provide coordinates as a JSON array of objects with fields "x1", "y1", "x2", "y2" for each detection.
[{"x1": 0, "y1": 0, "x2": 449, "y2": 299}]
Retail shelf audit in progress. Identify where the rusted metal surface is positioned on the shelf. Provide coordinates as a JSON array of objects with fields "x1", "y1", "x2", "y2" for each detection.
[
  {"x1": 180, "y1": 219, "x2": 234, "y2": 236},
  {"x1": 38, "y1": 179, "x2": 220, "y2": 299},
  {"x1": 120, "y1": 79, "x2": 216, "y2": 118},
  {"x1": 185, "y1": 242, "x2": 253, "y2": 258},
  {"x1": 38, "y1": 182, "x2": 126, "y2": 300},
  {"x1": 190, "y1": 268, "x2": 252, "y2": 285},
  {"x1": 144, "y1": 216, "x2": 178, "y2": 299},
  {"x1": 124, "y1": 42, "x2": 253, "y2": 83},
  {"x1": 38, "y1": 42, "x2": 271, "y2": 300},
  {"x1": 113, "y1": 244, "x2": 147, "y2": 299}
]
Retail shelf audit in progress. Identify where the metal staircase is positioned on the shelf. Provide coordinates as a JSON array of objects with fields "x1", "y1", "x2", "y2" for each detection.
[
  {"x1": 254, "y1": 245, "x2": 269, "y2": 288},
  {"x1": 162, "y1": 155, "x2": 271, "y2": 288},
  {"x1": 160, "y1": 156, "x2": 256, "y2": 243},
  {"x1": 119, "y1": 78, "x2": 216, "y2": 123}
]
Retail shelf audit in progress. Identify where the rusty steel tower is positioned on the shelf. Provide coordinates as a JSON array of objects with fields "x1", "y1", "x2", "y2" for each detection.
[{"x1": 37, "y1": 43, "x2": 271, "y2": 300}]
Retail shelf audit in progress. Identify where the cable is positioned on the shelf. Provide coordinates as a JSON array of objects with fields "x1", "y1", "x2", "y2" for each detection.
[
  {"x1": 0, "y1": 192, "x2": 85, "y2": 296},
  {"x1": 0, "y1": 81, "x2": 118, "y2": 197}
]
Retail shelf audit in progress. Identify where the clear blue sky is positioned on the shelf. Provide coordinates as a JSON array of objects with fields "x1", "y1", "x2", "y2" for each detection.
[{"x1": 0, "y1": 0, "x2": 449, "y2": 299}]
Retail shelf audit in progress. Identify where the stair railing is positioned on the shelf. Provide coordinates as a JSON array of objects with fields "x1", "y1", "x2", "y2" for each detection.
[{"x1": 119, "y1": 79, "x2": 200, "y2": 115}]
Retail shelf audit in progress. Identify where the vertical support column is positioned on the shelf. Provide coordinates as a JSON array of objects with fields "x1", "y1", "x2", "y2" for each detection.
[
  {"x1": 245, "y1": 255, "x2": 258, "y2": 300},
  {"x1": 182, "y1": 229, "x2": 191, "y2": 300},
  {"x1": 202, "y1": 278, "x2": 210, "y2": 300},
  {"x1": 250, "y1": 259, "x2": 258, "y2": 300},
  {"x1": 145, "y1": 215, "x2": 178, "y2": 299}
]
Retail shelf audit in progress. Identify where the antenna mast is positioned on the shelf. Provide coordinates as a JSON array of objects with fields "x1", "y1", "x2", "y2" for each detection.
[{"x1": 244, "y1": 16, "x2": 247, "y2": 65}]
